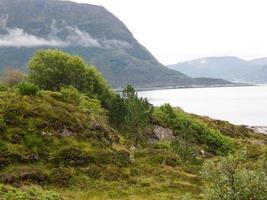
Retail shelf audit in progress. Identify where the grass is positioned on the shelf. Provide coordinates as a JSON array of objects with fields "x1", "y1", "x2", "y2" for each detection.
[{"x1": 0, "y1": 90, "x2": 266, "y2": 199}]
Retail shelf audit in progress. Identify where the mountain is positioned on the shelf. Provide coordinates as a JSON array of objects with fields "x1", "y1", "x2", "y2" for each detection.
[
  {"x1": 168, "y1": 56, "x2": 267, "y2": 83},
  {"x1": 0, "y1": 0, "x2": 229, "y2": 89}
]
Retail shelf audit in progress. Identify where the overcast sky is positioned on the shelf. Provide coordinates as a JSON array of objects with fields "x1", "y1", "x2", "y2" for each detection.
[{"x1": 71, "y1": 0, "x2": 267, "y2": 64}]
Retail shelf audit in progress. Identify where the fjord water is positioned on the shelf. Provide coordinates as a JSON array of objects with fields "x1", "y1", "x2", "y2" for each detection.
[{"x1": 138, "y1": 85, "x2": 267, "y2": 126}]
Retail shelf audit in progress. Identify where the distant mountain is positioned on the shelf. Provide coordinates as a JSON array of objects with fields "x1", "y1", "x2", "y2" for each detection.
[
  {"x1": 0, "y1": 0, "x2": 228, "y2": 88},
  {"x1": 168, "y1": 56, "x2": 267, "y2": 83}
]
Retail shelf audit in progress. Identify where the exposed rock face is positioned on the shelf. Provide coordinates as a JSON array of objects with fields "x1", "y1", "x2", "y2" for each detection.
[{"x1": 150, "y1": 125, "x2": 174, "y2": 143}]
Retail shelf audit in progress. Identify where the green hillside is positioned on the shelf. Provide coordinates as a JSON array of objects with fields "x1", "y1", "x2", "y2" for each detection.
[{"x1": 0, "y1": 50, "x2": 266, "y2": 200}]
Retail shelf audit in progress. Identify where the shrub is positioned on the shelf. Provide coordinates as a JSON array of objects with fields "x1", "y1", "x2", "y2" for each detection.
[
  {"x1": 202, "y1": 152, "x2": 267, "y2": 200},
  {"x1": 28, "y1": 49, "x2": 114, "y2": 106},
  {"x1": 60, "y1": 86, "x2": 80, "y2": 104},
  {"x1": 16, "y1": 81, "x2": 39, "y2": 96},
  {"x1": 0, "y1": 184, "x2": 64, "y2": 200},
  {"x1": 109, "y1": 85, "x2": 153, "y2": 143},
  {"x1": 153, "y1": 104, "x2": 233, "y2": 155},
  {"x1": 53, "y1": 147, "x2": 94, "y2": 167},
  {"x1": 50, "y1": 167, "x2": 73, "y2": 186},
  {"x1": 0, "y1": 82, "x2": 7, "y2": 91}
]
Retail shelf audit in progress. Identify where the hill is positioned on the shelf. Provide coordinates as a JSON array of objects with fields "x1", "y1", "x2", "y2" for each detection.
[
  {"x1": 0, "y1": 50, "x2": 266, "y2": 199},
  {"x1": 0, "y1": 0, "x2": 230, "y2": 89},
  {"x1": 168, "y1": 56, "x2": 267, "y2": 83}
]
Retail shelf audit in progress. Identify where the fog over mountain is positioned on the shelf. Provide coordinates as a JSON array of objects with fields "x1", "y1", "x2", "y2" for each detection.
[{"x1": 168, "y1": 57, "x2": 267, "y2": 83}]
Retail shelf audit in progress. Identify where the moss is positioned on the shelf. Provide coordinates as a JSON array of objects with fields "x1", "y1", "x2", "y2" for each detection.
[
  {"x1": 52, "y1": 147, "x2": 95, "y2": 167},
  {"x1": 0, "y1": 184, "x2": 65, "y2": 200},
  {"x1": 50, "y1": 167, "x2": 74, "y2": 187},
  {"x1": 0, "y1": 166, "x2": 48, "y2": 185},
  {"x1": 83, "y1": 164, "x2": 102, "y2": 179}
]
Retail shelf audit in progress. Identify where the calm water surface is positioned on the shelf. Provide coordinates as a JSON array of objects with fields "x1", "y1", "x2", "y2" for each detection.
[{"x1": 138, "y1": 85, "x2": 267, "y2": 126}]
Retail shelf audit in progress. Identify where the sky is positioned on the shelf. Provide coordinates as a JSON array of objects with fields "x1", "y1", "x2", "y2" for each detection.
[{"x1": 71, "y1": 0, "x2": 267, "y2": 65}]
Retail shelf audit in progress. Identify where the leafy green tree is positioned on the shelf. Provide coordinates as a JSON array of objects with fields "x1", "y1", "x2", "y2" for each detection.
[
  {"x1": 202, "y1": 152, "x2": 267, "y2": 200},
  {"x1": 28, "y1": 49, "x2": 114, "y2": 106}
]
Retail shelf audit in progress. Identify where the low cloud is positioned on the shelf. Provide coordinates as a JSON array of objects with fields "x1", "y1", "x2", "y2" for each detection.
[
  {"x1": 103, "y1": 39, "x2": 132, "y2": 49},
  {"x1": 0, "y1": 28, "x2": 68, "y2": 47},
  {"x1": 66, "y1": 26, "x2": 101, "y2": 48},
  {"x1": 0, "y1": 17, "x2": 130, "y2": 49}
]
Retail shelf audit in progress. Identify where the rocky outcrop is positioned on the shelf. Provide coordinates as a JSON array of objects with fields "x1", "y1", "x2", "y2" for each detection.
[{"x1": 149, "y1": 125, "x2": 174, "y2": 143}]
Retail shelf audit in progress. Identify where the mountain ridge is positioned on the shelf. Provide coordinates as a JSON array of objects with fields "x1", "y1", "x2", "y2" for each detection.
[{"x1": 168, "y1": 56, "x2": 267, "y2": 83}]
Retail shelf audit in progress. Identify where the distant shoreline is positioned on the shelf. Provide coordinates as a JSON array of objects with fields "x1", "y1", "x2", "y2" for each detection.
[
  {"x1": 115, "y1": 83, "x2": 255, "y2": 92},
  {"x1": 250, "y1": 126, "x2": 267, "y2": 135}
]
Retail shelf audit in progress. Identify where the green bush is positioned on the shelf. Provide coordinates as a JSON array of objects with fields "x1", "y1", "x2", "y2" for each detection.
[
  {"x1": 0, "y1": 184, "x2": 64, "y2": 200},
  {"x1": 53, "y1": 147, "x2": 94, "y2": 167},
  {"x1": 50, "y1": 167, "x2": 73, "y2": 186},
  {"x1": 0, "y1": 83, "x2": 7, "y2": 91},
  {"x1": 202, "y1": 152, "x2": 267, "y2": 200},
  {"x1": 109, "y1": 85, "x2": 153, "y2": 143},
  {"x1": 16, "y1": 81, "x2": 39, "y2": 96},
  {"x1": 153, "y1": 104, "x2": 233, "y2": 155},
  {"x1": 28, "y1": 49, "x2": 114, "y2": 106},
  {"x1": 60, "y1": 86, "x2": 80, "y2": 104}
]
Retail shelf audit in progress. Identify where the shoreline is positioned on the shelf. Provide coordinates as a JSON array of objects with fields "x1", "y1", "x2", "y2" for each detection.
[
  {"x1": 250, "y1": 126, "x2": 267, "y2": 135},
  {"x1": 115, "y1": 83, "x2": 255, "y2": 92}
]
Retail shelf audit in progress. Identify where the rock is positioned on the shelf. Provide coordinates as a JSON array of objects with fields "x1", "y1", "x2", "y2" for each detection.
[
  {"x1": 90, "y1": 123, "x2": 103, "y2": 131},
  {"x1": 62, "y1": 128, "x2": 73, "y2": 136},
  {"x1": 150, "y1": 126, "x2": 174, "y2": 143},
  {"x1": 129, "y1": 154, "x2": 135, "y2": 164}
]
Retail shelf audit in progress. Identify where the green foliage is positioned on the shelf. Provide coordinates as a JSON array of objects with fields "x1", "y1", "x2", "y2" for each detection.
[
  {"x1": 153, "y1": 104, "x2": 233, "y2": 155},
  {"x1": 109, "y1": 85, "x2": 153, "y2": 142},
  {"x1": 16, "y1": 81, "x2": 39, "y2": 96},
  {"x1": 53, "y1": 147, "x2": 94, "y2": 167},
  {"x1": 171, "y1": 138, "x2": 203, "y2": 164},
  {"x1": 0, "y1": 184, "x2": 64, "y2": 200},
  {"x1": 122, "y1": 85, "x2": 153, "y2": 131},
  {"x1": 60, "y1": 86, "x2": 81, "y2": 104},
  {"x1": 202, "y1": 152, "x2": 267, "y2": 200},
  {"x1": 28, "y1": 49, "x2": 114, "y2": 106},
  {"x1": 0, "y1": 82, "x2": 7, "y2": 91}
]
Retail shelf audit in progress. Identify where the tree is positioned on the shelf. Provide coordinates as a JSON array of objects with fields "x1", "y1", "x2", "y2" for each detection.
[
  {"x1": 109, "y1": 85, "x2": 153, "y2": 143},
  {"x1": 28, "y1": 49, "x2": 113, "y2": 106},
  {"x1": 122, "y1": 85, "x2": 153, "y2": 132},
  {"x1": 202, "y1": 152, "x2": 267, "y2": 200}
]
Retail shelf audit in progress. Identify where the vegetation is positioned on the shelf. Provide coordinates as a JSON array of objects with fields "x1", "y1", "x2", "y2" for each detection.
[
  {"x1": 153, "y1": 104, "x2": 233, "y2": 155},
  {"x1": 28, "y1": 50, "x2": 114, "y2": 106},
  {"x1": 0, "y1": 68, "x2": 25, "y2": 87},
  {"x1": 0, "y1": 50, "x2": 266, "y2": 199},
  {"x1": 202, "y1": 152, "x2": 267, "y2": 200},
  {"x1": 16, "y1": 81, "x2": 39, "y2": 96},
  {"x1": 0, "y1": 184, "x2": 64, "y2": 200},
  {"x1": 109, "y1": 85, "x2": 153, "y2": 142}
]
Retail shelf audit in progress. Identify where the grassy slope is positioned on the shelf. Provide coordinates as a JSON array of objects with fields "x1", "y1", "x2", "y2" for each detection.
[{"x1": 0, "y1": 91, "x2": 266, "y2": 200}]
